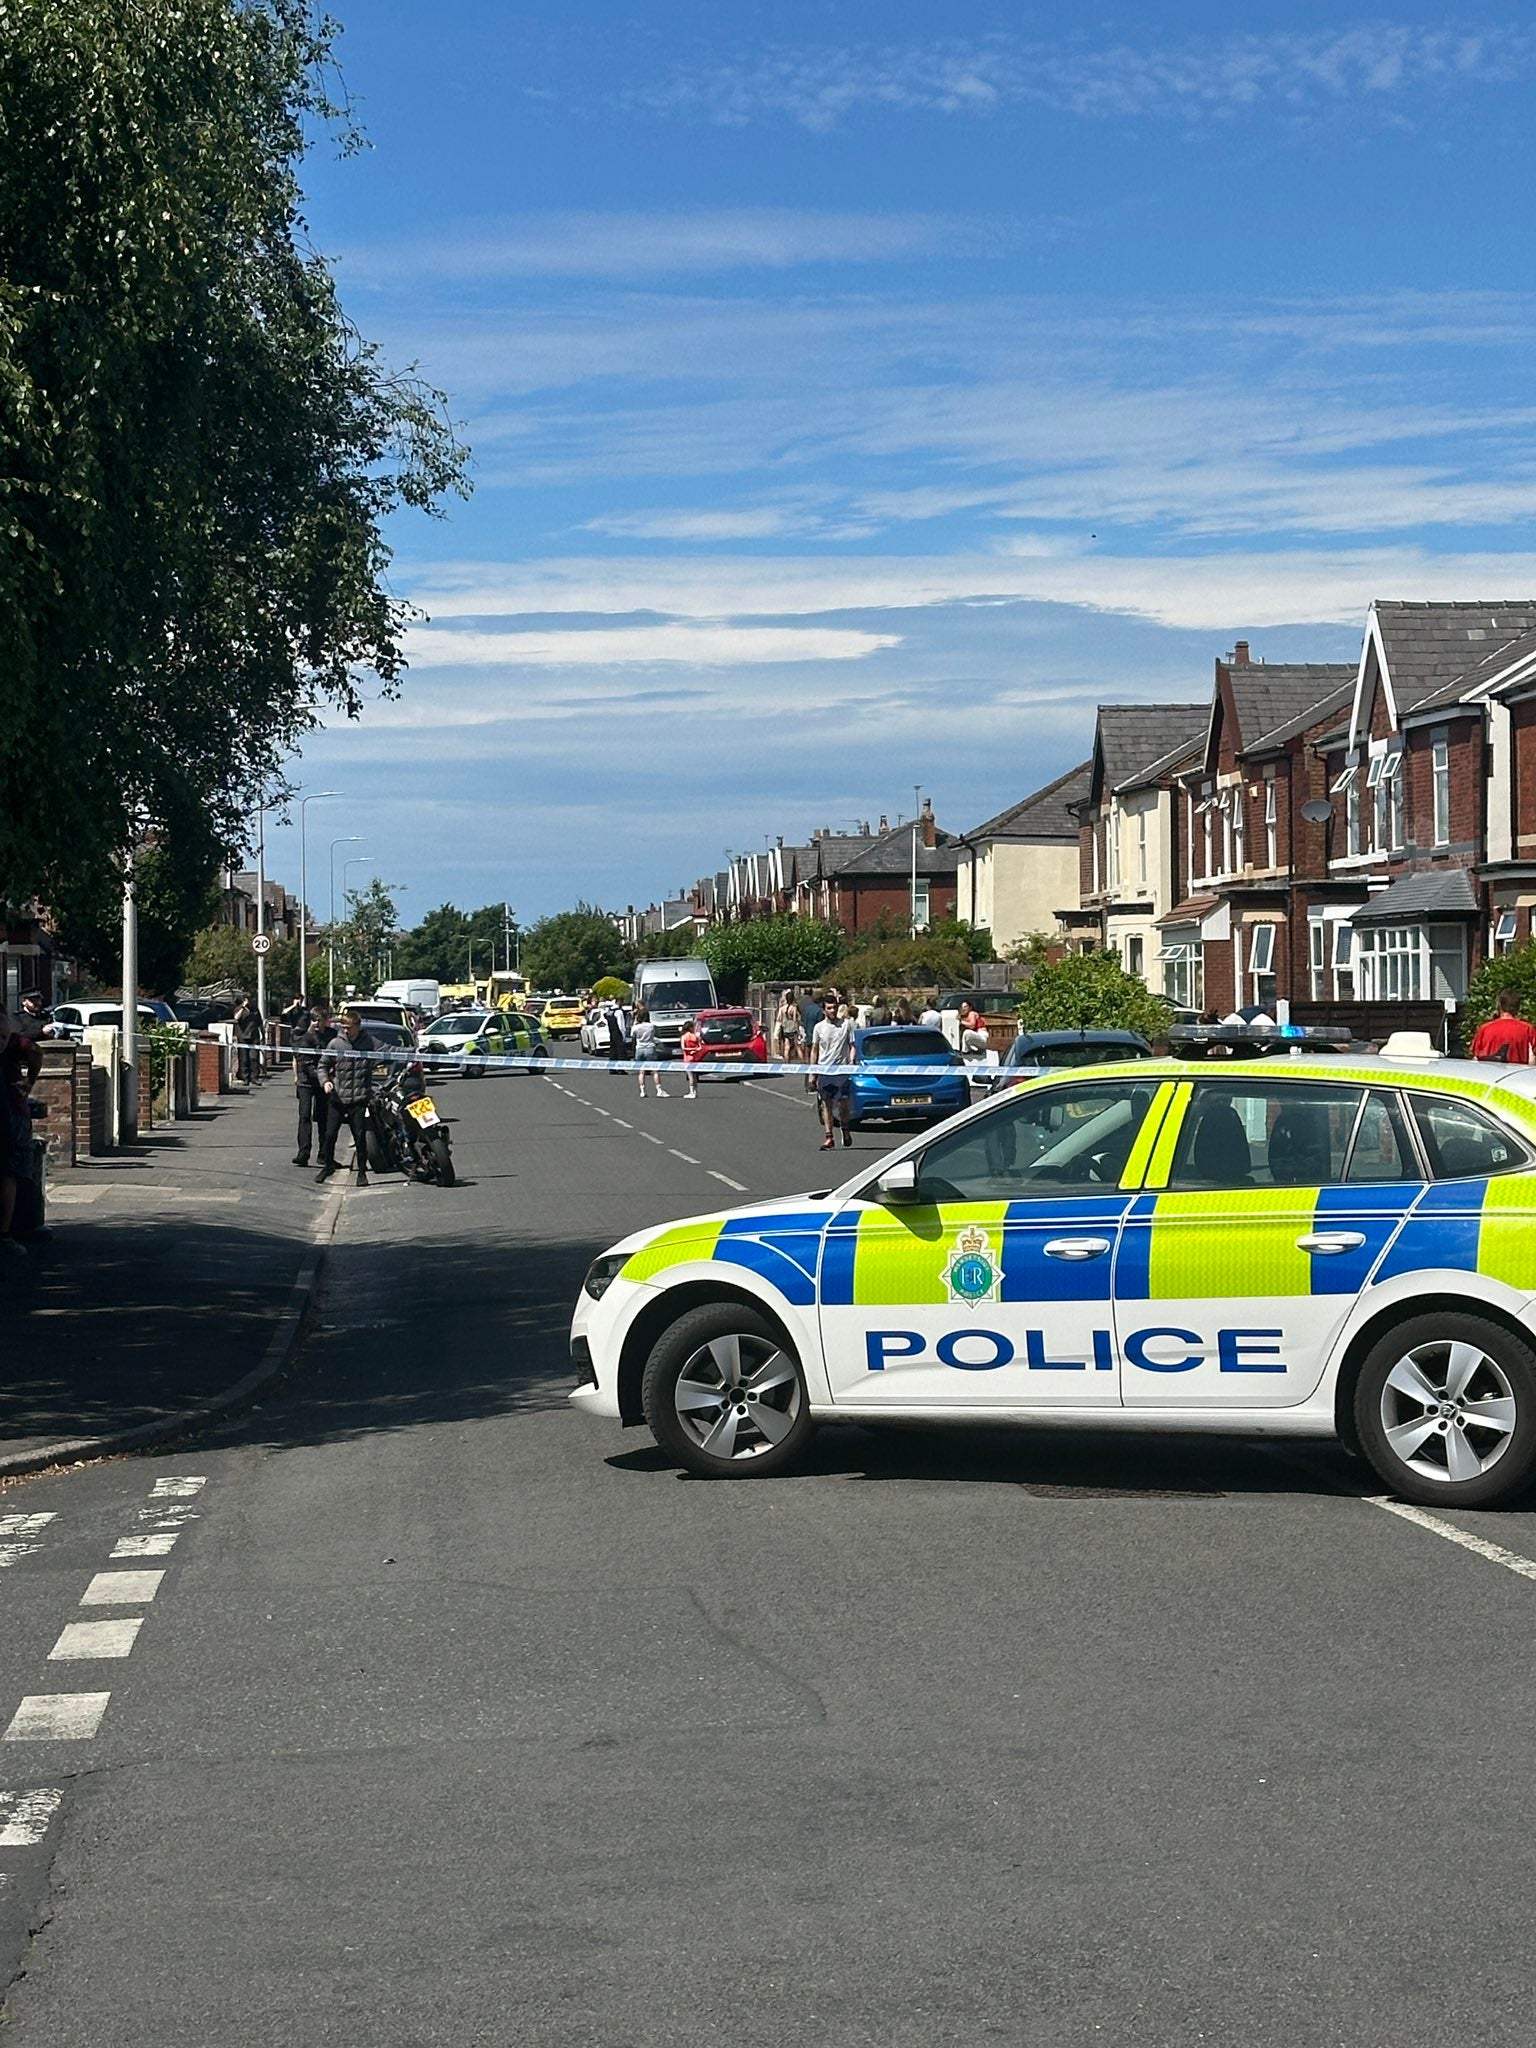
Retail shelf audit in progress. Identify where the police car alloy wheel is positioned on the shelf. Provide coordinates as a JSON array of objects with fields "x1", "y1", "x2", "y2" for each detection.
[
  {"x1": 642, "y1": 1304, "x2": 811, "y2": 1479},
  {"x1": 1355, "y1": 1314, "x2": 1536, "y2": 1508}
]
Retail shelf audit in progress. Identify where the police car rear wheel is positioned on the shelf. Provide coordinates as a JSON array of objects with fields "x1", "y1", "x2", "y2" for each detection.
[
  {"x1": 643, "y1": 1305, "x2": 811, "y2": 1479},
  {"x1": 1356, "y1": 1314, "x2": 1536, "y2": 1508}
]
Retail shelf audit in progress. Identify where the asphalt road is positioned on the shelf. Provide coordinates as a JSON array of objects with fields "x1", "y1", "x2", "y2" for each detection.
[{"x1": 6, "y1": 1056, "x2": 1536, "y2": 2044}]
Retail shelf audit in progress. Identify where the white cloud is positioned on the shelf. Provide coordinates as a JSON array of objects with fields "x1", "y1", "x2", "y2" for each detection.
[
  {"x1": 627, "y1": 27, "x2": 1533, "y2": 131},
  {"x1": 402, "y1": 622, "x2": 902, "y2": 667},
  {"x1": 342, "y1": 209, "x2": 994, "y2": 283}
]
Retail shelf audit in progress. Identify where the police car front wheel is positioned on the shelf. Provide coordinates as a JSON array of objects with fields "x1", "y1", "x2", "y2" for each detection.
[
  {"x1": 642, "y1": 1304, "x2": 811, "y2": 1479},
  {"x1": 1355, "y1": 1313, "x2": 1536, "y2": 1509}
]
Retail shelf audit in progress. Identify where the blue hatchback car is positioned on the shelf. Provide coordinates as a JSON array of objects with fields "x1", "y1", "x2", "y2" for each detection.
[{"x1": 849, "y1": 1026, "x2": 969, "y2": 1126}]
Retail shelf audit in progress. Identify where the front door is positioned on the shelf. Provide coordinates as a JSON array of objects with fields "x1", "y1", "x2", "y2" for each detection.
[
  {"x1": 818, "y1": 1076, "x2": 1174, "y2": 1406},
  {"x1": 1117, "y1": 1079, "x2": 1421, "y2": 1407}
]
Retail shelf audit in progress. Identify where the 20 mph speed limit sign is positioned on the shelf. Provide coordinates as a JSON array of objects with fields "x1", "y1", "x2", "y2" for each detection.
[{"x1": 251, "y1": 934, "x2": 272, "y2": 956}]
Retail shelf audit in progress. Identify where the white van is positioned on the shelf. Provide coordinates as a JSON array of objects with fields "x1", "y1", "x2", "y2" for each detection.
[
  {"x1": 633, "y1": 958, "x2": 717, "y2": 1056},
  {"x1": 374, "y1": 978, "x2": 442, "y2": 1017}
]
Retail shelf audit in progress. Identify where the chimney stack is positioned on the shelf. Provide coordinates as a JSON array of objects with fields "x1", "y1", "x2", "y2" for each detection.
[
  {"x1": 878, "y1": 813, "x2": 888, "y2": 834},
  {"x1": 1233, "y1": 639, "x2": 1251, "y2": 665},
  {"x1": 920, "y1": 796, "x2": 937, "y2": 849}
]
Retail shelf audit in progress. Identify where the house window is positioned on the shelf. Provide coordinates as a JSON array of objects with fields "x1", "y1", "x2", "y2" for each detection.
[
  {"x1": 1161, "y1": 940, "x2": 1202, "y2": 1011},
  {"x1": 912, "y1": 881, "x2": 930, "y2": 929},
  {"x1": 1197, "y1": 786, "x2": 1218, "y2": 880},
  {"x1": 1383, "y1": 749, "x2": 1405, "y2": 851},
  {"x1": 1231, "y1": 790, "x2": 1245, "y2": 874},
  {"x1": 1432, "y1": 732, "x2": 1451, "y2": 846},
  {"x1": 1248, "y1": 922, "x2": 1277, "y2": 1008},
  {"x1": 1136, "y1": 808, "x2": 1148, "y2": 888},
  {"x1": 1357, "y1": 924, "x2": 1422, "y2": 1001},
  {"x1": 1265, "y1": 778, "x2": 1278, "y2": 869},
  {"x1": 1090, "y1": 826, "x2": 1100, "y2": 895},
  {"x1": 1495, "y1": 908, "x2": 1519, "y2": 954},
  {"x1": 1309, "y1": 915, "x2": 1327, "y2": 1000},
  {"x1": 1126, "y1": 934, "x2": 1144, "y2": 977},
  {"x1": 1333, "y1": 919, "x2": 1356, "y2": 999},
  {"x1": 1107, "y1": 803, "x2": 1121, "y2": 888},
  {"x1": 1332, "y1": 762, "x2": 1361, "y2": 858},
  {"x1": 1366, "y1": 752, "x2": 1391, "y2": 853},
  {"x1": 1428, "y1": 923, "x2": 1466, "y2": 1001}
]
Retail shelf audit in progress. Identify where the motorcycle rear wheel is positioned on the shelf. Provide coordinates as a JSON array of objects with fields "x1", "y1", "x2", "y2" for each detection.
[{"x1": 427, "y1": 1129, "x2": 455, "y2": 1186}]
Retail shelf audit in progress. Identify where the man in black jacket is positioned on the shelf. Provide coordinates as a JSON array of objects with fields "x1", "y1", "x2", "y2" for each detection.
[
  {"x1": 315, "y1": 1008, "x2": 377, "y2": 1186},
  {"x1": 291, "y1": 1000, "x2": 335, "y2": 1167}
]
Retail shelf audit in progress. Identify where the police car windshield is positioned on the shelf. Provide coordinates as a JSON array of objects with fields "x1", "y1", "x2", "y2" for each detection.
[{"x1": 913, "y1": 1079, "x2": 1160, "y2": 1203}]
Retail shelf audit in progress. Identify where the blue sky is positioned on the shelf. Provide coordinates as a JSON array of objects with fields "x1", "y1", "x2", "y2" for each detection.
[{"x1": 282, "y1": 2, "x2": 1536, "y2": 923}]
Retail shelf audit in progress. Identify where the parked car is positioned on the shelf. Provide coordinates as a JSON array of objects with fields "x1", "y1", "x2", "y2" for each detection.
[
  {"x1": 990, "y1": 1030, "x2": 1157, "y2": 1091},
  {"x1": 341, "y1": 1001, "x2": 411, "y2": 1031},
  {"x1": 417, "y1": 1008, "x2": 544, "y2": 1077},
  {"x1": 848, "y1": 1026, "x2": 969, "y2": 1127},
  {"x1": 172, "y1": 997, "x2": 235, "y2": 1028},
  {"x1": 581, "y1": 1004, "x2": 617, "y2": 1055},
  {"x1": 48, "y1": 1001, "x2": 167, "y2": 1039},
  {"x1": 541, "y1": 996, "x2": 586, "y2": 1040},
  {"x1": 689, "y1": 1007, "x2": 768, "y2": 1076}
]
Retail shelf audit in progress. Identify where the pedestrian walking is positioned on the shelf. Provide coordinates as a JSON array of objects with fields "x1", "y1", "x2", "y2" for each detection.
[
  {"x1": 1470, "y1": 986, "x2": 1536, "y2": 1063},
  {"x1": 680, "y1": 1015, "x2": 703, "y2": 1099},
  {"x1": 0, "y1": 1009, "x2": 44, "y2": 1261},
  {"x1": 810, "y1": 1000, "x2": 856, "y2": 1151},
  {"x1": 291, "y1": 1000, "x2": 336, "y2": 1167},
  {"x1": 773, "y1": 990, "x2": 805, "y2": 1066},
  {"x1": 633, "y1": 1002, "x2": 666, "y2": 1098},
  {"x1": 232, "y1": 994, "x2": 264, "y2": 1084},
  {"x1": 315, "y1": 1008, "x2": 378, "y2": 1185}
]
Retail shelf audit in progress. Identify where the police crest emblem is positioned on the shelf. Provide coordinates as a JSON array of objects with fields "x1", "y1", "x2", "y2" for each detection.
[{"x1": 945, "y1": 1223, "x2": 1001, "y2": 1308}]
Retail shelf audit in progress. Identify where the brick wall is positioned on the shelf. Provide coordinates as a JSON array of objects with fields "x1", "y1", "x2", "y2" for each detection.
[
  {"x1": 836, "y1": 875, "x2": 959, "y2": 936},
  {"x1": 31, "y1": 1045, "x2": 83, "y2": 1168}
]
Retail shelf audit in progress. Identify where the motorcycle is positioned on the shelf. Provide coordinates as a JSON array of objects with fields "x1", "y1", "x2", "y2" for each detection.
[{"x1": 366, "y1": 1062, "x2": 456, "y2": 1186}]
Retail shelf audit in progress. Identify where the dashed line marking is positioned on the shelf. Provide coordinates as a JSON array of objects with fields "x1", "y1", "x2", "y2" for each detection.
[
  {"x1": 669, "y1": 1150, "x2": 700, "y2": 1165},
  {"x1": 708, "y1": 1172, "x2": 749, "y2": 1192},
  {"x1": 150, "y1": 1477, "x2": 206, "y2": 1499},
  {"x1": 611, "y1": 1118, "x2": 633, "y2": 1129},
  {"x1": 110, "y1": 1534, "x2": 178, "y2": 1558},
  {"x1": 1366, "y1": 1496, "x2": 1536, "y2": 1581},
  {"x1": 4, "y1": 1694, "x2": 111, "y2": 1742},
  {"x1": 0, "y1": 1788, "x2": 62, "y2": 1846},
  {"x1": 49, "y1": 1619, "x2": 142, "y2": 1661},
  {"x1": 134, "y1": 1505, "x2": 199, "y2": 1530},
  {"x1": 0, "y1": 1515, "x2": 56, "y2": 1538},
  {"x1": 80, "y1": 1571, "x2": 164, "y2": 1606}
]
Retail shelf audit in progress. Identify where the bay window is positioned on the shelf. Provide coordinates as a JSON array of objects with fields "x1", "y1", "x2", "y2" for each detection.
[{"x1": 1161, "y1": 939, "x2": 1203, "y2": 1011}]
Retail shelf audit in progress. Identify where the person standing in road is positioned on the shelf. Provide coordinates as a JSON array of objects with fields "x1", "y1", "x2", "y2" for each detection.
[
  {"x1": 232, "y1": 994, "x2": 264, "y2": 1084},
  {"x1": 1470, "y1": 986, "x2": 1536, "y2": 1063},
  {"x1": 606, "y1": 999, "x2": 632, "y2": 1070},
  {"x1": 316, "y1": 1007, "x2": 377, "y2": 1186},
  {"x1": 810, "y1": 999, "x2": 856, "y2": 1151},
  {"x1": 291, "y1": 1000, "x2": 336, "y2": 1167},
  {"x1": 773, "y1": 990, "x2": 804, "y2": 1066},
  {"x1": 632, "y1": 1002, "x2": 666, "y2": 1098},
  {"x1": 679, "y1": 1014, "x2": 704, "y2": 1100}
]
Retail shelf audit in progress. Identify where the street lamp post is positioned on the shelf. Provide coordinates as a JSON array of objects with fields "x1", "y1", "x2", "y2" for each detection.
[
  {"x1": 327, "y1": 836, "x2": 364, "y2": 1001},
  {"x1": 340, "y1": 856, "x2": 374, "y2": 999},
  {"x1": 255, "y1": 797, "x2": 268, "y2": 1032},
  {"x1": 297, "y1": 791, "x2": 338, "y2": 1003}
]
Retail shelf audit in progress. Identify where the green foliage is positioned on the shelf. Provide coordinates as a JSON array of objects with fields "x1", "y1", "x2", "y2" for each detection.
[
  {"x1": 144, "y1": 1020, "x2": 191, "y2": 1093},
  {"x1": 1464, "y1": 945, "x2": 1536, "y2": 1036},
  {"x1": 522, "y1": 905, "x2": 633, "y2": 993},
  {"x1": 393, "y1": 901, "x2": 516, "y2": 984},
  {"x1": 49, "y1": 780, "x2": 223, "y2": 992},
  {"x1": 591, "y1": 974, "x2": 631, "y2": 1002},
  {"x1": 1016, "y1": 952, "x2": 1168, "y2": 1037},
  {"x1": 184, "y1": 923, "x2": 260, "y2": 996},
  {"x1": 0, "y1": 0, "x2": 468, "y2": 904},
  {"x1": 837, "y1": 936, "x2": 973, "y2": 989},
  {"x1": 1004, "y1": 931, "x2": 1053, "y2": 976},
  {"x1": 700, "y1": 916, "x2": 844, "y2": 995},
  {"x1": 636, "y1": 926, "x2": 707, "y2": 961},
  {"x1": 929, "y1": 919, "x2": 994, "y2": 963}
]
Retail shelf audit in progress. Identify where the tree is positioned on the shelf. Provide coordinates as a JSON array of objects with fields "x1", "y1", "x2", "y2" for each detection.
[
  {"x1": 837, "y1": 936, "x2": 973, "y2": 989},
  {"x1": 0, "y1": 0, "x2": 468, "y2": 904},
  {"x1": 591, "y1": 975, "x2": 631, "y2": 1002},
  {"x1": 522, "y1": 905, "x2": 633, "y2": 992},
  {"x1": 335, "y1": 876, "x2": 399, "y2": 992},
  {"x1": 700, "y1": 915, "x2": 844, "y2": 997},
  {"x1": 1016, "y1": 952, "x2": 1169, "y2": 1038},
  {"x1": 184, "y1": 924, "x2": 260, "y2": 997}
]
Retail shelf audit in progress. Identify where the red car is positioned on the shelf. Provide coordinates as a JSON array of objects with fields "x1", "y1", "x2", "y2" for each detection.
[{"x1": 689, "y1": 1007, "x2": 768, "y2": 1074}]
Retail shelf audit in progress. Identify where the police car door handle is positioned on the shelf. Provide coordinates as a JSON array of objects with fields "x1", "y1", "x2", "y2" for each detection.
[
  {"x1": 1042, "y1": 1237, "x2": 1112, "y2": 1260},
  {"x1": 1296, "y1": 1231, "x2": 1367, "y2": 1254}
]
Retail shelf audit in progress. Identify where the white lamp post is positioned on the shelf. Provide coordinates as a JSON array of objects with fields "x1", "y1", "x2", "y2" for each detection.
[
  {"x1": 328, "y1": 836, "x2": 363, "y2": 1000},
  {"x1": 340, "y1": 856, "x2": 374, "y2": 996},
  {"x1": 297, "y1": 791, "x2": 338, "y2": 1002}
]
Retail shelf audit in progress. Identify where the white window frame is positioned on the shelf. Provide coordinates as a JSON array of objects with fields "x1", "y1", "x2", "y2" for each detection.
[
  {"x1": 1247, "y1": 922, "x2": 1277, "y2": 1007},
  {"x1": 912, "y1": 880, "x2": 931, "y2": 929},
  {"x1": 1357, "y1": 923, "x2": 1422, "y2": 1002},
  {"x1": 1495, "y1": 908, "x2": 1519, "y2": 952},
  {"x1": 1107, "y1": 802, "x2": 1122, "y2": 888},
  {"x1": 1347, "y1": 778, "x2": 1361, "y2": 858},
  {"x1": 1265, "y1": 777, "x2": 1278, "y2": 869},
  {"x1": 1333, "y1": 919, "x2": 1356, "y2": 999},
  {"x1": 1160, "y1": 939, "x2": 1203, "y2": 1011},
  {"x1": 1090, "y1": 822, "x2": 1100, "y2": 894},
  {"x1": 1432, "y1": 732, "x2": 1451, "y2": 846},
  {"x1": 1136, "y1": 806, "x2": 1148, "y2": 888},
  {"x1": 1329, "y1": 764, "x2": 1358, "y2": 796},
  {"x1": 1308, "y1": 915, "x2": 1327, "y2": 1000},
  {"x1": 1365, "y1": 754, "x2": 1387, "y2": 790}
]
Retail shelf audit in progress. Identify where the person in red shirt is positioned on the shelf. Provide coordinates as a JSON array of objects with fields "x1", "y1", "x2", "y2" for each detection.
[
  {"x1": 1470, "y1": 986, "x2": 1536, "y2": 1064},
  {"x1": 679, "y1": 1015, "x2": 704, "y2": 1101}
]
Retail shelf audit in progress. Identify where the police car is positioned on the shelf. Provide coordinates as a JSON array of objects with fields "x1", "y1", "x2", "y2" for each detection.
[{"x1": 570, "y1": 1045, "x2": 1536, "y2": 1507}]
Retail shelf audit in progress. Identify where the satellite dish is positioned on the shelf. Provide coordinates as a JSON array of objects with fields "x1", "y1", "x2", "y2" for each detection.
[{"x1": 1301, "y1": 799, "x2": 1334, "y2": 824}]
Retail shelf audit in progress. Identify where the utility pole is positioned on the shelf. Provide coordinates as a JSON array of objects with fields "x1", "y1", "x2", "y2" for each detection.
[
  {"x1": 255, "y1": 798, "x2": 267, "y2": 1038},
  {"x1": 297, "y1": 791, "x2": 338, "y2": 1003},
  {"x1": 327, "y1": 835, "x2": 363, "y2": 1002},
  {"x1": 911, "y1": 784, "x2": 921, "y2": 937},
  {"x1": 121, "y1": 837, "x2": 139, "y2": 1139}
]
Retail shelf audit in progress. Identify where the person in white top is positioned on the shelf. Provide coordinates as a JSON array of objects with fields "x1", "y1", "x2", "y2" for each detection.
[
  {"x1": 809, "y1": 1001, "x2": 856, "y2": 1151},
  {"x1": 919, "y1": 1001, "x2": 942, "y2": 1029},
  {"x1": 632, "y1": 1002, "x2": 667, "y2": 1098}
]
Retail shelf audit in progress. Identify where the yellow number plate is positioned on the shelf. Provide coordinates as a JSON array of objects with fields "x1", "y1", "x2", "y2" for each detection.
[{"x1": 406, "y1": 1096, "x2": 439, "y2": 1123}]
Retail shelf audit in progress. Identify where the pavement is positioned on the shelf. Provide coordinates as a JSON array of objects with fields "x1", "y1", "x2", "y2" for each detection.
[
  {"x1": 0, "y1": 1073, "x2": 343, "y2": 1471},
  {"x1": 6, "y1": 1063, "x2": 1536, "y2": 2043}
]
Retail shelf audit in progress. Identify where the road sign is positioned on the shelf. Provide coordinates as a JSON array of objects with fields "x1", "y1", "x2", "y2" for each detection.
[{"x1": 251, "y1": 933, "x2": 272, "y2": 956}]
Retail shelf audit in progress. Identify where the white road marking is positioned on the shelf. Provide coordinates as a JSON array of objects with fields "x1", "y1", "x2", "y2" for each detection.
[
  {"x1": 1366, "y1": 1496, "x2": 1536, "y2": 1581},
  {"x1": 709, "y1": 1172, "x2": 749, "y2": 1192},
  {"x1": 80, "y1": 1570, "x2": 164, "y2": 1606},
  {"x1": 4, "y1": 1694, "x2": 111, "y2": 1741},
  {"x1": 639, "y1": 1132, "x2": 665, "y2": 1145},
  {"x1": 150, "y1": 1477, "x2": 206, "y2": 1498},
  {"x1": 49, "y1": 1619, "x2": 143, "y2": 1660},
  {"x1": 669, "y1": 1150, "x2": 700, "y2": 1164},
  {"x1": 742, "y1": 1081, "x2": 806, "y2": 1110},
  {"x1": 0, "y1": 1515, "x2": 56, "y2": 1537},
  {"x1": 611, "y1": 1118, "x2": 633, "y2": 1129},
  {"x1": 593, "y1": 1107, "x2": 611, "y2": 1118},
  {"x1": 110, "y1": 1533, "x2": 178, "y2": 1558},
  {"x1": 0, "y1": 1788, "x2": 63, "y2": 1846},
  {"x1": 133, "y1": 1505, "x2": 199, "y2": 1529}
]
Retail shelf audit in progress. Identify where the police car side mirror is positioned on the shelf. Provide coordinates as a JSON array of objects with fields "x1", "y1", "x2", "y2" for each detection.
[{"x1": 874, "y1": 1159, "x2": 920, "y2": 1205}]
